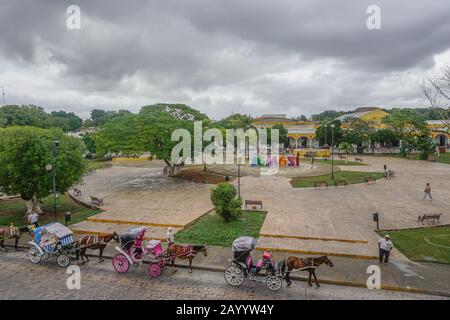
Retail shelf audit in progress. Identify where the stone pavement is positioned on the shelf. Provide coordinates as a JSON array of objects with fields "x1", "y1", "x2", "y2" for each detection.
[
  {"x1": 0, "y1": 250, "x2": 446, "y2": 300},
  {"x1": 4, "y1": 237, "x2": 450, "y2": 297},
  {"x1": 71, "y1": 165, "x2": 214, "y2": 238},
  {"x1": 236, "y1": 156, "x2": 450, "y2": 259},
  {"x1": 70, "y1": 155, "x2": 449, "y2": 259}
]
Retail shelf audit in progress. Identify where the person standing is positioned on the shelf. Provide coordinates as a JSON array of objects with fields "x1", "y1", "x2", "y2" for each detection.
[
  {"x1": 166, "y1": 227, "x2": 174, "y2": 246},
  {"x1": 378, "y1": 235, "x2": 393, "y2": 264},
  {"x1": 423, "y1": 182, "x2": 432, "y2": 200},
  {"x1": 28, "y1": 211, "x2": 39, "y2": 228}
]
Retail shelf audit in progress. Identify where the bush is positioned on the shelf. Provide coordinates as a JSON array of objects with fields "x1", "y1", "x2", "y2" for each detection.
[{"x1": 210, "y1": 183, "x2": 242, "y2": 222}]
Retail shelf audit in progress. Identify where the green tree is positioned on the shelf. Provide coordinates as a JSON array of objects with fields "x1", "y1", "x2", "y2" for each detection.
[
  {"x1": 341, "y1": 118, "x2": 375, "y2": 146},
  {"x1": 210, "y1": 183, "x2": 242, "y2": 222},
  {"x1": 49, "y1": 111, "x2": 83, "y2": 132},
  {"x1": 370, "y1": 128, "x2": 399, "y2": 147},
  {"x1": 0, "y1": 105, "x2": 51, "y2": 128},
  {"x1": 271, "y1": 124, "x2": 288, "y2": 148},
  {"x1": 338, "y1": 142, "x2": 353, "y2": 164},
  {"x1": 382, "y1": 109, "x2": 429, "y2": 140},
  {"x1": 137, "y1": 104, "x2": 210, "y2": 175},
  {"x1": 95, "y1": 113, "x2": 143, "y2": 158},
  {"x1": 416, "y1": 136, "x2": 437, "y2": 160},
  {"x1": 315, "y1": 120, "x2": 343, "y2": 146},
  {"x1": 0, "y1": 126, "x2": 85, "y2": 214},
  {"x1": 82, "y1": 132, "x2": 97, "y2": 155}
]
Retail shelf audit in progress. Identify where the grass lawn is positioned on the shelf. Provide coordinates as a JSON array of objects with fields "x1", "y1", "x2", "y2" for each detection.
[
  {"x1": 0, "y1": 194, "x2": 100, "y2": 227},
  {"x1": 290, "y1": 171, "x2": 384, "y2": 188},
  {"x1": 380, "y1": 226, "x2": 450, "y2": 264},
  {"x1": 313, "y1": 159, "x2": 369, "y2": 166},
  {"x1": 175, "y1": 210, "x2": 267, "y2": 247}
]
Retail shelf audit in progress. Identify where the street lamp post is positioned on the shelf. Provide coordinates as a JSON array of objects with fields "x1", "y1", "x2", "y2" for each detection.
[
  {"x1": 324, "y1": 124, "x2": 327, "y2": 146},
  {"x1": 51, "y1": 139, "x2": 59, "y2": 221},
  {"x1": 330, "y1": 124, "x2": 335, "y2": 180},
  {"x1": 237, "y1": 158, "x2": 241, "y2": 199}
]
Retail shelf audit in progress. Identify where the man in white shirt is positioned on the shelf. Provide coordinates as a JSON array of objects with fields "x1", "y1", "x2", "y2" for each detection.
[
  {"x1": 166, "y1": 227, "x2": 174, "y2": 246},
  {"x1": 378, "y1": 235, "x2": 393, "y2": 263},
  {"x1": 28, "y1": 211, "x2": 39, "y2": 228}
]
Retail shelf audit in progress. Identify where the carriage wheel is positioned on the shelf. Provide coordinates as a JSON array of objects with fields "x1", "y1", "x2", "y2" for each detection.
[
  {"x1": 28, "y1": 247, "x2": 42, "y2": 264},
  {"x1": 266, "y1": 275, "x2": 282, "y2": 291},
  {"x1": 224, "y1": 265, "x2": 245, "y2": 286},
  {"x1": 112, "y1": 253, "x2": 130, "y2": 273},
  {"x1": 57, "y1": 254, "x2": 71, "y2": 268},
  {"x1": 148, "y1": 263, "x2": 162, "y2": 278}
]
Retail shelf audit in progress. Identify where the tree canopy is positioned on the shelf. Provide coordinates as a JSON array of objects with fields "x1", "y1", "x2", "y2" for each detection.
[
  {"x1": 0, "y1": 105, "x2": 83, "y2": 132},
  {"x1": 382, "y1": 109, "x2": 429, "y2": 139},
  {"x1": 0, "y1": 126, "x2": 85, "y2": 212}
]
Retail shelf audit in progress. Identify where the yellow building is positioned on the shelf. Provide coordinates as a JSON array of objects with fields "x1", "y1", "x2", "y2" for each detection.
[
  {"x1": 252, "y1": 114, "x2": 320, "y2": 148},
  {"x1": 252, "y1": 108, "x2": 449, "y2": 149}
]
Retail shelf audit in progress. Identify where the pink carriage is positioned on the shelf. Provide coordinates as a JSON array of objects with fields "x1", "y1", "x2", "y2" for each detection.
[{"x1": 112, "y1": 227, "x2": 167, "y2": 278}]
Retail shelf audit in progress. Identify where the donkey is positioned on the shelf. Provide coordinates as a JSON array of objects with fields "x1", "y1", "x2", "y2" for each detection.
[
  {"x1": 77, "y1": 232, "x2": 120, "y2": 263},
  {"x1": 281, "y1": 255, "x2": 334, "y2": 288}
]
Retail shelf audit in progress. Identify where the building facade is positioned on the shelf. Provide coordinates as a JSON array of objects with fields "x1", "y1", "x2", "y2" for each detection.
[{"x1": 252, "y1": 108, "x2": 449, "y2": 149}]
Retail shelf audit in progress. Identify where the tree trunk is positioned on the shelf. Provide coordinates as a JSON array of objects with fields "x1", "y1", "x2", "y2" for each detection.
[{"x1": 25, "y1": 196, "x2": 43, "y2": 215}]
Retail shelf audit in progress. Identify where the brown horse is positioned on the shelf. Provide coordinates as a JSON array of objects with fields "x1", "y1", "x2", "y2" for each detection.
[
  {"x1": 77, "y1": 232, "x2": 120, "y2": 263},
  {"x1": 0, "y1": 226, "x2": 31, "y2": 251},
  {"x1": 167, "y1": 244, "x2": 207, "y2": 273},
  {"x1": 281, "y1": 256, "x2": 334, "y2": 288}
]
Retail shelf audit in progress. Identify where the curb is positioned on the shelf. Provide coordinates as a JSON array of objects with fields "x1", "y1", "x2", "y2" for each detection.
[
  {"x1": 259, "y1": 233, "x2": 368, "y2": 244},
  {"x1": 86, "y1": 218, "x2": 185, "y2": 229},
  {"x1": 5, "y1": 243, "x2": 449, "y2": 298}
]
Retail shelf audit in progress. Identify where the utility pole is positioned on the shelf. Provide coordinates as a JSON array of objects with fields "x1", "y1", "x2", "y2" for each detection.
[{"x1": 331, "y1": 123, "x2": 335, "y2": 180}]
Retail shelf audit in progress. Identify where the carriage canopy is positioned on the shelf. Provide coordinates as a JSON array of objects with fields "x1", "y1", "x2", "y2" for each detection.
[
  {"x1": 231, "y1": 236, "x2": 258, "y2": 253},
  {"x1": 43, "y1": 222, "x2": 73, "y2": 239}
]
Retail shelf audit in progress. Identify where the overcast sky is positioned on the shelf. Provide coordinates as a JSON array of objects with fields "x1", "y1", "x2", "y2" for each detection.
[{"x1": 1, "y1": 0, "x2": 450, "y2": 120}]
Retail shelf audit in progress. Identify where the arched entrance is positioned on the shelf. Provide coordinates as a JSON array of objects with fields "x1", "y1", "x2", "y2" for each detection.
[
  {"x1": 298, "y1": 137, "x2": 308, "y2": 148},
  {"x1": 434, "y1": 134, "x2": 448, "y2": 147}
]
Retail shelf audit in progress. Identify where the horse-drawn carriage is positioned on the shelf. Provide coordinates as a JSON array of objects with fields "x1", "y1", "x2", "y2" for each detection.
[
  {"x1": 28, "y1": 222, "x2": 78, "y2": 267},
  {"x1": 112, "y1": 227, "x2": 168, "y2": 277},
  {"x1": 224, "y1": 236, "x2": 283, "y2": 291}
]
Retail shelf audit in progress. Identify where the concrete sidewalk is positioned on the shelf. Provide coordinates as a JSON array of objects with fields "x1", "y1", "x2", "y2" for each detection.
[{"x1": 5, "y1": 234, "x2": 449, "y2": 298}]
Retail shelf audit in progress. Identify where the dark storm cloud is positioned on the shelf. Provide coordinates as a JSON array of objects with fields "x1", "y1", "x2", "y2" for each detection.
[{"x1": 0, "y1": 0, "x2": 449, "y2": 118}]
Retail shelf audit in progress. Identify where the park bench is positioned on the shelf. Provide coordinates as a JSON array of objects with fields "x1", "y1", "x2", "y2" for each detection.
[
  {"x1": 314, "y1": 181, "x2": 328, "y2": 188},
  {"x1": 334, "y1": 179, "x2": 347, "y2": 187},
  {"x1": 417, "y1": 213, "x2": 442, "y2": 225},
  {"x1": 245, "y1": 200, "x2": 263, "y2": 210},
  {"x1": 364, "y1": 176, "x2": 376, "y2": 184},
  {"x1": 72, "y1": 187, "x2": 82, "y2": 197},
  {"x1": 90, "y1": 195, "x2": 104, "y2": 206}
]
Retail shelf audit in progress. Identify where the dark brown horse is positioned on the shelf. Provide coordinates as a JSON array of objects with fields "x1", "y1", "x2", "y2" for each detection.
[
  {"x1": 167, "y1": 244, "x2": 207, "y2": 273},
  {"x1": 0, "y1": 226, "x2": 31, "y2": 251},
  {"x1": 77, "y1": 232, "x2": 120, "y2": 263},
  {"x1": 281, "y1": 256, "x2": 334, "y2": 288}
]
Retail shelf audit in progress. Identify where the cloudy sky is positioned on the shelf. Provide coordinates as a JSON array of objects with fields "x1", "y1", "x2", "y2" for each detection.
[{"x1": 1, "y1": 0, "x2": 450, "y2": 120}]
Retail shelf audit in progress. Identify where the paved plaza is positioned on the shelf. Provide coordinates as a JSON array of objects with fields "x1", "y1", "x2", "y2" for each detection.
[
  {"x1": 0, "y1": 251, "x2": 445, "y2": 300},
  {"x1": 72, "y1": 156, "x2": 450, "y2": 259}
]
